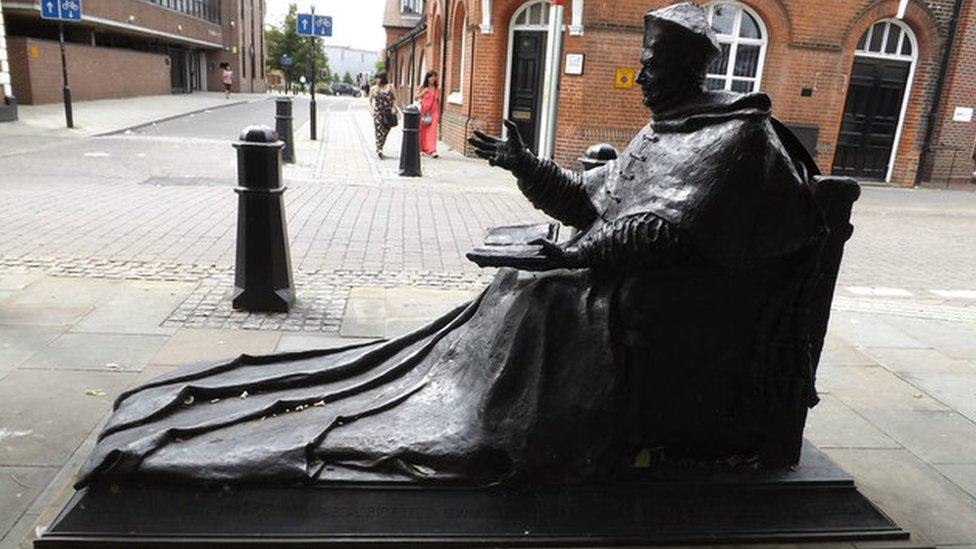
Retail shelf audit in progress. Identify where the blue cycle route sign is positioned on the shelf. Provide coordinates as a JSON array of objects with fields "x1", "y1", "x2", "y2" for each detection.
[
  {"x1": 280, "y1": 54, "x2": 293, "y2": 67},
  {"x1": 296, "y1": 13, "x2": 313, "y2": 37},
  {"x1": 313, "y1": 15, "x2": 332, "y2": 37},
  {"x1": 40, "y1": 0, "x2": 82, "y2": 21}
]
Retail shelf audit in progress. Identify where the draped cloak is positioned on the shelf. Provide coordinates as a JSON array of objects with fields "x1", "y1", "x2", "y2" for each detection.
[{"x1": 75, "y1": 92, "x2": 827, "y2": 488}]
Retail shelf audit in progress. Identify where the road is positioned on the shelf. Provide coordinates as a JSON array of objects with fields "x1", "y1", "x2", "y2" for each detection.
[{"x1": 127, "y1": 95, "x2": 317, "y2": 141}]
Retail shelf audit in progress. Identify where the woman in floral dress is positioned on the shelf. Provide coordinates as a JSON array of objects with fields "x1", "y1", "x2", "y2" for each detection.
[{"x1": 368, "y1": 72, "x2": 398, "y2": 159}]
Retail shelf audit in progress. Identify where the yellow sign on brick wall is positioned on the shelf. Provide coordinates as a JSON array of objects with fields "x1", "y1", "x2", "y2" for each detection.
[
  {"x1": 29, "y1": 45, "x2": 40, "y2": 59},
  {"x1": 614, "y1": 68, "x2": 634, "y2": 89}
]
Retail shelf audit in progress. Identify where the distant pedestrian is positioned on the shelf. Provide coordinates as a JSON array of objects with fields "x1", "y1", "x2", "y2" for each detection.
[
  {"x1": 369, "y1": 72, "x2": 398, "y2": 159},
  {"x1": 416, "y1": 70, "x2": 440, "y2": 158},
  {"x1": 221, "y1": 63, "x2": 234, "y2": 99}
]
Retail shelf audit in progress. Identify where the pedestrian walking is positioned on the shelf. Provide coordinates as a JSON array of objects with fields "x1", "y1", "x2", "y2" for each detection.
[
  {"x1": 417, "y1": 70, "x2": 441, "y2": 158},
  {"x1": 369, "y1": 72, "x2": 398, "y2": 159},
  {"x1": 221, "y1": 63, "x2": 234, "y2": 99}
]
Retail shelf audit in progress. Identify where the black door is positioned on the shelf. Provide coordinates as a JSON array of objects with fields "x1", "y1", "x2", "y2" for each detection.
[
  {"x1": 508, "y1": 31, "x2": 546, "y2": 153},
  {"x1": 832, "y1": 56, "x2": 911, "y2": 180},
  {"x1": 169, "y1": 49, "x2": 190, "y2": 94}
]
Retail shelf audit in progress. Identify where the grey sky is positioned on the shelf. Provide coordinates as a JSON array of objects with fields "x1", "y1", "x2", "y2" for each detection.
[{"x1": 264, "y1": 0, "x2": 387, "y2": 53}]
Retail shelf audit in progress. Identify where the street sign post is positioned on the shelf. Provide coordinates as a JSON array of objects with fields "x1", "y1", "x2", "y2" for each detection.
[
  {"x1": 40, "y1": 0, "x2": 82, "y2": 128},
  {"x1": 296, "y1": 7, "x2": 333, "y2": 141}
]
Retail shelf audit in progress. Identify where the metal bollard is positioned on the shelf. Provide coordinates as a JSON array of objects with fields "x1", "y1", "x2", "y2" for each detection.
[
  {"x1": 231, "y1": 125, "x2": 295, "y2": 313},
  {"x1": 399, "y1": 105, "x2": 422, "y2": 177},
  {"x1": 275, "y1": 97, "x2": 295, "y2": 164},
  {"x1": 578, "y1": 143, "x2": 620, "y2": 172}
]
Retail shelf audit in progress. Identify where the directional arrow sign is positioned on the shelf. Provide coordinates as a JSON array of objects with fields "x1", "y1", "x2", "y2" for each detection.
[
  {"x1": 40, "y1": 0, "x2": 60, "y2": 19},
  {"x1": 313, "y1": 15, "x2": 332, "y2": 37},
  {"x1": 296, "y1": 13, "x2": 313, "y2": 36}
]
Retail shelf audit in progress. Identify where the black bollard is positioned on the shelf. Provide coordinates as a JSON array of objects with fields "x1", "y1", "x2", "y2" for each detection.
[
  {"x1": 579, "y1": 142, "x2": 620, "y2": 172},
  {"x1": 231, "y1": 126, "x2": 295, "y2": 313},
  {"x1": 399, "y1": 105, "x2": 422, "y2": 177},
  {"x1": 275, "y1": 97, "x2": 295, "y2": 164}
]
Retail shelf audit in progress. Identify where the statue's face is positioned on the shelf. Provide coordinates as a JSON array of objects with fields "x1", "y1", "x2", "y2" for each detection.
[{"x1": 636, "y1": 42, "x2": 691, "y2": 112}]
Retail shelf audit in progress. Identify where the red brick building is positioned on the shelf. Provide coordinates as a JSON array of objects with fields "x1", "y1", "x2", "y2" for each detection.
[
  {"x1": 0, "y1": 0, "x2": 267, "y2": 105},
  {"x1": 385, "y1": 0, "x2": 976, "y2": 186}
]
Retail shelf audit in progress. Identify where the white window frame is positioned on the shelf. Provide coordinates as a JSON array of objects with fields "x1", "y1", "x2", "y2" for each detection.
[
  {"x1": 448, "y1": 13, "x2": 467, "y2": 105},
  {"x1": 501, "y1": 0, "x2": 551, "y2": 139},
  {"x1": 853, "y1": 18, "x2": 918, "y2": 183},
  {"x1": 704, "y1": 1, "x2": 768, "y2": 93},
  {"x1": 401, "y1": 0, "x2": 423, "y2": 17}
]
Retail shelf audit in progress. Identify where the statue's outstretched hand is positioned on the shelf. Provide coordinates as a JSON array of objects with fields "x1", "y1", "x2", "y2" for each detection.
[{"x1": 467, "y1": 120, "x2": 533, "y2": 174}]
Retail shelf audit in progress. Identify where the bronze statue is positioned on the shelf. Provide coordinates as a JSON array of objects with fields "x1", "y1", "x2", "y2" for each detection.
[{"x1": 73, "y1": 3, "x2": 846, "y2": 489}]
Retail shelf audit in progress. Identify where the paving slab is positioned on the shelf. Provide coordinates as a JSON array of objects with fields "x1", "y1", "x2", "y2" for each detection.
[
  {"x1": 340, "y1": 286, "x2": 475, "y2": 338},
  {"x1": 804, "y1": 394, "x2": 901, "y2": 449},
  {"x1": 275, "y1": 334, "x2": 377, "y2": 353},
  {"x1": 862, "y1": 347, "x2": 976, "y2": 375},
  {"x1": 859, "y1": 410, "x2": 976, "y2": 465},
  {"x1": 0, "y1": 327, "x2": 64, "y2": 379},
  {"x1": 826, "y1": 311, "x2": 929, "y2": 349},
  {"x1": 936, "y1": 464, "x2": 976, "y2": 500},
  {"x1": 0, "y1": 369, "x2": 138, "y2": 467},
  {"x1": 882, "y1": 317, "x2": 976, "y2": 360},
  {"x1": 150, "y1": 328, "x2": 281, "y2": 366},
  {"x1": 0, "y1": 510, "x2": 37, "y2": 549},
  {"x1": 902, "y1": 372, "x2": 976, "y2": 422},
  {"x1": 0, "y1": 466, "x2": 56, "y2": 540},
  {"x1": 0, "y1": 306, "x2": 92, "y2": 328},
  {"x1": 819, "y1": 334, "x2": 878, "y2": 366},
  {"x1": 0, "y1": 274, "x2": 42, "y2": 292},
  {"x1": 21, "y1": 333, "x2": 168, "y2": 372},
  {"x1": 1, "y1": 278, "x2": 122, "y2": 309},
  {"x1": 825, "y1": 448, "x2": 976, "y2": 546},
  {"x1": 816, "y1": 365, "x2": 948, "y2": 412},
  {"x1": 69, "y1": 280, "x2": 196, "y2": 335}
]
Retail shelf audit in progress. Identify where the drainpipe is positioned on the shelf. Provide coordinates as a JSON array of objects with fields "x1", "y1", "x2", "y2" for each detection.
[
  {"x1": 409, "y1": 33, "x2": 416, "y2": 103},
  {"x1": 439, "y1": 0, "x2": 450, "y2": 126},
  {"x1": 466, "y1": 25, "x2": 476, "y2": 147},
  {"x1": 915, "y1": 0, "x2": 965, "y2": 186}
]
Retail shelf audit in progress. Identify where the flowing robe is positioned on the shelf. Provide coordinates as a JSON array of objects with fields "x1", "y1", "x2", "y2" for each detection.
[{"x1": 76, "y1": 92, "x2": 826, "y2": 488}]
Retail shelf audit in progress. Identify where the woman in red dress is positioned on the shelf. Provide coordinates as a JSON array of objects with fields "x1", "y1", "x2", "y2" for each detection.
[{"x1": 417, "y1": 70, "x2": 440, "y2": 158}]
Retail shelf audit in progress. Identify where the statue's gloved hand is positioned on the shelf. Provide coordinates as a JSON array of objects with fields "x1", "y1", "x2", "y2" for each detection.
[
  {"x1": 467, "y1": 120, "x2": 537, "y2": 175},
  {"x1": 527, "y1": 238, "x2": 584, "y2": 271}
]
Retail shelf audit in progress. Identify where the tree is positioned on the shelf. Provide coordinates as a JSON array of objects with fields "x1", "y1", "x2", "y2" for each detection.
[
  {"x1": 343, "y1": 71, "x2": 354, "y2": 85},
  {"x1": 265, "y1": 4, "x2": 331, "y2": 90},
  {"x1": 375, "y1": 59, "x2": 386, "y2": 74}
]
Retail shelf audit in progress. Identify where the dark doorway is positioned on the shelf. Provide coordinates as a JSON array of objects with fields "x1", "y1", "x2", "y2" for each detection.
[
  {"x1": 508, "y1": 31, "x2": 546, "y2": 153},
  {"x1": 832, "y1": 56, "x2": 911, "y2": 180},
  {"x1": 169, "y1": 48, "x2": 190, "y2": 93}
]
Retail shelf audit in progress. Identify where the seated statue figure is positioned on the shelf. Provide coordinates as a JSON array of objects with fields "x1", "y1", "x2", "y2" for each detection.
[{"x1": 75, "y1": 3, "x2": 836, "y2": 489}]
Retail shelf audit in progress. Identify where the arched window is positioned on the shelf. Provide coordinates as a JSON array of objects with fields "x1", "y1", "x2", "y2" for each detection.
[
  {"x1": 856, "y1": 19, "x2": 915, "y2": 59},
  {"x1": 704, "y1": 2, "x2": 768, "y2": 93},
  {"x1": 448, "y1": 4, "x2": 467, "y2": 104},
  {"x1": 512, "y1": 0, "x2": 550, "y2": 27}
]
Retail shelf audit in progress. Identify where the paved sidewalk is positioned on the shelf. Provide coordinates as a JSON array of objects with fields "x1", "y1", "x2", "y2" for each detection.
[{"x1": 0, "y1": 92, "x2": 268, "y2": 140}]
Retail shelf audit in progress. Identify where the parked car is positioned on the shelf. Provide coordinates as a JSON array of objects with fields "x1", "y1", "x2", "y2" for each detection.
[{"x1": 330, "y1": 82, "x2": 361, "y2": 97}]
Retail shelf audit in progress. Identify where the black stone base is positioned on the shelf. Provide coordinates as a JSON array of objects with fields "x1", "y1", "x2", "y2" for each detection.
[{"x1": 35, "y1": 443, "x2": 907, "y2": 547}]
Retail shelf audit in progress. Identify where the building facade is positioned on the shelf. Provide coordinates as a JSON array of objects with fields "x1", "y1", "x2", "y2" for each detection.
[
  {"x1": 323, "y1": 45, "x2": 379, "y2": 85},
  {"x1": 385, "y1": 0, "x2": 976, "y2": 186},
  {"x1": 0, "y1": 0, "x2": 266, "y2": 105},
  {"x1": 0, "y1": 3, "x2": 16, "y2": 121}
]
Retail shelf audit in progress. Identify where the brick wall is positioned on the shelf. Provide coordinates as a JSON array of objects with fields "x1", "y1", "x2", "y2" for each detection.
[
  {"x1": 925, "y1": 0, "x2": 976, "y2": 183},
  {"x1": 389, "y1": 0, "x2": 963, "y2": 187},
  {"x1": 7, "y1": 37, "x2": 170, "y2": 104},
  {"x1": 205, "y1": 0, "x2": 266, "y2": 93}
]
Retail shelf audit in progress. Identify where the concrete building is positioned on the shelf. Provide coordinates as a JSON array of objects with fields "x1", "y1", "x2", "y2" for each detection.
[
  {"x1": 384, "y1": 0, "x2": 976, "y2": 187},
  {"x1": 323, "y1": 45, "x2": 379, "y2": 85},
  {"x1": 0, "y1": 0, "x2": 267, "y2": 105}
]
